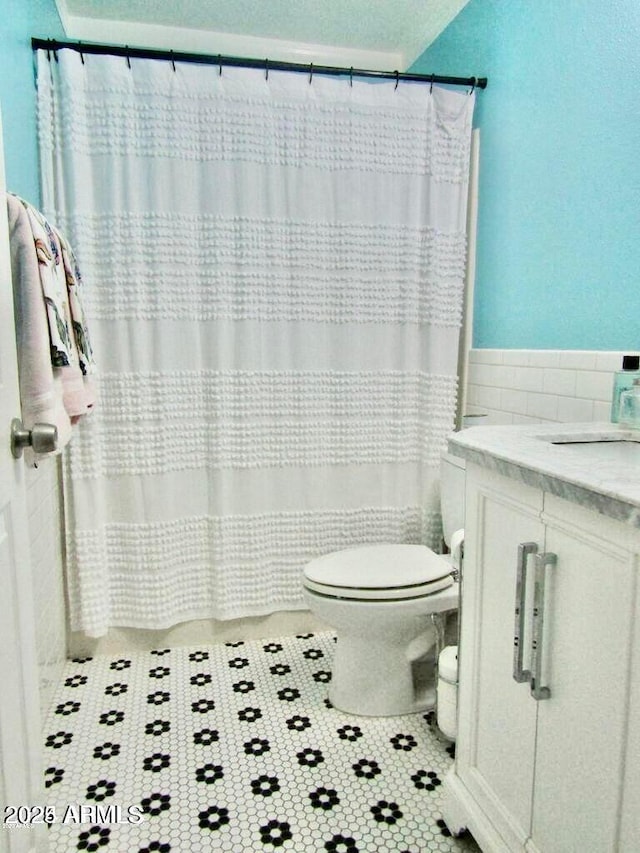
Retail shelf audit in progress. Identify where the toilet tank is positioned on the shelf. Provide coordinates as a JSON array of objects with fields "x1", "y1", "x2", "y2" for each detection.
[{"x1": 440, "y1": 451, "x2": 466, "y2": 546}]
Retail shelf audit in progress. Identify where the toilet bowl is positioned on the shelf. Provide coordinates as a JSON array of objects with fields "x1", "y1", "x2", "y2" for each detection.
[{"x1": 302, "y1": 451, "x2": 465, "y2": 717}]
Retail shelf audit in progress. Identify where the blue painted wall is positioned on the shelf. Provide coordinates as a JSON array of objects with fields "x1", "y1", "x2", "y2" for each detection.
[
  {"x1": 0, "y1": 0, "x2": 64, "y2": 205},
  {"x1": 411, "y1": 0, "x2": 640, "y2": 350}
]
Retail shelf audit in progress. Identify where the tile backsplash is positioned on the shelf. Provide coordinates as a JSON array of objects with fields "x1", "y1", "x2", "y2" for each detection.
[{"x1": 465, "y1": 349, "x2": 638, "y2": 426}]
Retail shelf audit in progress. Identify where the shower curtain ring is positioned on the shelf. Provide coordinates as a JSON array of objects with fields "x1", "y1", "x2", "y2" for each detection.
[
  {"x1": 469, "y1": 76, "x2": 476, "y2": 94},
  {"x1": 349, "y1": 67, "x2": 353, "y2": 87},
  {"x1": 394, "y1": 70, "x2": 399, "y2": 90},
  {"x1": 78, "y1": 41, "x2": 85, "y2": 64},
  {"x1": 218, "y1": 54, "x2": 222, "y2": 75},
  {"x1": 265, "y1": 58, "x2": 269, "y2": 80},
  {"x1": 430, "y1": 74, "x2": 434, "y2": 93},
  {"x1": 170, "y1": 50, "x2": 176, "y2": 72},
  {"x1": 309, "y1": 63, "x2": 313, "y2": 84},
  {"x1": 125, "y1": 47, "x2": 131, "y2": 69}
]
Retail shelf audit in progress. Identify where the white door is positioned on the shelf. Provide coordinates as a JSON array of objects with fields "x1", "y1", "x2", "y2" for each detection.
[{"x1": 0, "y1": 109, "x2": 47, "y2": 853}]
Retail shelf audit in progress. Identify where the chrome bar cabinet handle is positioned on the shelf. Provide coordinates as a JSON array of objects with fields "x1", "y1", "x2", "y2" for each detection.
[
  {"x1": 530, "y1": 551, "x2": 556, "y2": 701},
  {"x1": 513, "y1": 542, "x2": 537, "y2": 684}
]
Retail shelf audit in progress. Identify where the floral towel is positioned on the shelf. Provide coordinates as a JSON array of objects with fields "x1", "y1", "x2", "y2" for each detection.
[
  {"x1": 23, "y1": 202, "x2": 72, "y2": 367},
  {"x1": 15, "y1": 195, "x2": 96, "y2": 419},
  {"x1": 60, "y1": 232, "x2": 95, "y2": 378}
]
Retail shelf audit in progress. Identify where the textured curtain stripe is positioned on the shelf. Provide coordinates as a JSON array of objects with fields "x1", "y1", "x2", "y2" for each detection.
[
  {"x1": 70, "y1": 371, "x2": 457, "y2": 478},
  {"x1": 69, "y1": 506, "x2": 437, "y2": 562},
  {"x1": 70, "y1": 416, "x2": 456, "y2": 478},
  {"x1": 66, "y1": 506, "x2": 442, "y2": 633},
  {"x1": 82, "y1": 273, "x2": 464, "y2": 326},
  {"x1": 42, "y1": 84, "x2": 472, "y2": 181},
  {"x1": 95, "y1": 370, "x2": 457, "y2": 421},
  {"x1": 56, "y1": 214, "x2": 467, "y2": 274},
  {"x1": 53, "y1": 213, "x2": 467, "y2": 326}
]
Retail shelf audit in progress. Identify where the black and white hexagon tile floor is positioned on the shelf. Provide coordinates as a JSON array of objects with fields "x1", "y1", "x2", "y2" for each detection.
[{"x1": 43, "y1": 631, "x2": 479, "y2": 852}]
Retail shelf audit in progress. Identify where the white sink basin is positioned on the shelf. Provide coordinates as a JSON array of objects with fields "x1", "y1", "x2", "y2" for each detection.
[
  {"x1": 537, "y1": 430, "x2": 640, "y2": 462},
  {"x1": 539, "y1": 430, "x2": 640, "y2": 446}
]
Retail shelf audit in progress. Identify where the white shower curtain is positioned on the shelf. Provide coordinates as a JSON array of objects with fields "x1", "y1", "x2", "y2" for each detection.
[{"x1": 37, "y1": 49, "x2": 475, "y2": 637}]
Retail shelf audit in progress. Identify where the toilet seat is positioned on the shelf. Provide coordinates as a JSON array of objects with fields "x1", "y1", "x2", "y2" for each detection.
[{"x1": 303, "y1": 544, "x2": 454, "y2": 601}]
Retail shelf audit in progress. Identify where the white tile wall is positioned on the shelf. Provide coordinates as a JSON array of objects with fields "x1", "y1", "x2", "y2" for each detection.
[
  {"x1": 25, "y1": 457, "x2": 67, "y2": 719},
  {"x1": 466, "y1": 349, "x2": 637, "y2": 426}
]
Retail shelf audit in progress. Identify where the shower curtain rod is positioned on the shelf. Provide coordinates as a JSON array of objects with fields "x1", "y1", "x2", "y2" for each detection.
[{"x1": 31, "y1": 38, "x2": 487, "y2": 90}]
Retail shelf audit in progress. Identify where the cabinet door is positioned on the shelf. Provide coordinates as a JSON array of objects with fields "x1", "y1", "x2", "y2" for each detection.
[
  {"x1": 618, "y1": 571, "x2": 640, "y2": 852},
  {"x1": 530, "y1": 497, "x2": 638, "y2": 853},
  {"x1": 456, "y1": 465, "x2": 543, "y2": 851}
]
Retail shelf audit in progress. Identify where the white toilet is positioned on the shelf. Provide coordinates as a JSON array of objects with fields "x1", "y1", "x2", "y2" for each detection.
[{"x1": 302, "y1": 451, "x2": 465, "y2": 716}]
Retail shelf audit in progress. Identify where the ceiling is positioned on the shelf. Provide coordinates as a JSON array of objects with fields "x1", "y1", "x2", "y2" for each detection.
[{"x1": 54, "y1": 0, "x2": 471, "y2": 70}]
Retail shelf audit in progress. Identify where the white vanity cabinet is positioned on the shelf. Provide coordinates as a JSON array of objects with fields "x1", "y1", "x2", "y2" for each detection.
[{"x1": 444, "y1": 462, "x2": 640, "y2": 853}]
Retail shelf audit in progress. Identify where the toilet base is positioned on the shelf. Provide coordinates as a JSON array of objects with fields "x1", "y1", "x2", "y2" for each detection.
[
  {"x1": 303, "y1": 584, "x2": 458, "y2": 717},
  {"x1": 330, "y1": 687, "x2": 437, "y2": 717},
  {"x1": 328, "y1": 631, "x2": 437, "y2": 716}
]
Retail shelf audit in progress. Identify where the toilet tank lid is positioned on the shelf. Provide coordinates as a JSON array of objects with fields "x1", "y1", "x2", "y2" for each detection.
[{"x1": 303, "y1": 544, "x2": 452, "y2": 589}]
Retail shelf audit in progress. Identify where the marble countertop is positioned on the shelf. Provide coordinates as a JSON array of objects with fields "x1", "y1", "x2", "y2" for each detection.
[{"x1": 448, "y1": 422, "x2": 640, "y2": 527}]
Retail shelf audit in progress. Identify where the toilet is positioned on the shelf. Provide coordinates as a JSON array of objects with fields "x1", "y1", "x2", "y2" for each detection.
[{"x1": 302, "y1": 451, "x2": 465, "y2": 716}]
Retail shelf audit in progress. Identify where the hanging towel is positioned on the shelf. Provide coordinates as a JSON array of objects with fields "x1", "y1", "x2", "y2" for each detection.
[
  {"x1": 60, "y1": 233, "x2": 96, "y2": 380},
  {"x1": 20, "y1": 198, "x2": 96, "y2": 419},
  {"x1": 7, "y1": 193, "x2": 96, "y2": 464}
]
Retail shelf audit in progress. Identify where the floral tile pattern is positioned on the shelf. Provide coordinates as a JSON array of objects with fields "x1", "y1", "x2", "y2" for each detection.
[{"x1": 42, "y1": 632, "x2": 479, "y2": 852}]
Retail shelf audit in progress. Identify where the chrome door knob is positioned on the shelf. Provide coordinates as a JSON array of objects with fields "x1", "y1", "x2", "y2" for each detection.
[{"x1": 10, "y1": 418, "x2": 58, "y2": 459}]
